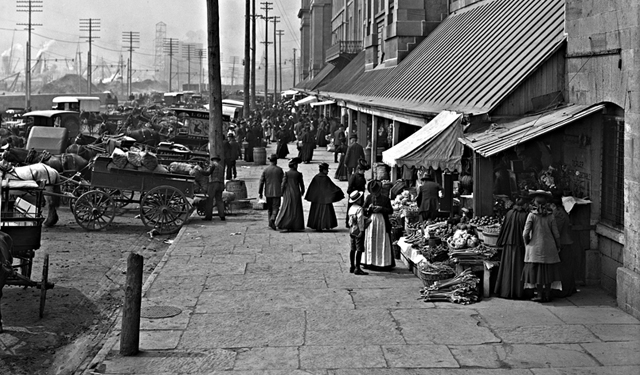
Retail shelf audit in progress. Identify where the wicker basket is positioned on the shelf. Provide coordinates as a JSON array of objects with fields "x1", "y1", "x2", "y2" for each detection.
[{"x1": 419, "y1": 269, "x2": 455, "y2": 287}]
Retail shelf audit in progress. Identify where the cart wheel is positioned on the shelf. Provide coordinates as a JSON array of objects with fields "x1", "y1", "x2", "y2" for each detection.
[
  {"x1": 140, "y1": 185, "x2": 191, "y2": 235},
  {"x1": 101, "y1": 189, "x2": 134, "y2": 208},
  {"x1": 73, "y1": 190, "x2": 116, "y2": 231},
  {"x1": 39, "y1": 253, "x2": 49, "y2": 319},
  {"x1": 69, "y1": 185, "x2": 90, "y2": 211}
]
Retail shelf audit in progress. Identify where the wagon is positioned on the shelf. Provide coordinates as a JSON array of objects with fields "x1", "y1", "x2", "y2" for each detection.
[
  {"x1": 1, "y1": 180, "x2": 54, "y2": 318},
  {"x1": 71, "y1": 156, "x2": 196, "y2": 234}
]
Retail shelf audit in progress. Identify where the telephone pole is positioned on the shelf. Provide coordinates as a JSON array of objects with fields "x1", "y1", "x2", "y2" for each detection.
[
  {"x1": 197, "y1": 48, "x2": 206, "y2": 93},
  {"x1": 122, "y1": 31, "x2": 140, "y2": 98},
  {"x1": 80, "y1": 18, "x2": 100, "y2": 95},
  {"x1": 205, "y1": 0, "x2": 224, "y2": 163},
  {"x1": 293, "y1": 48, "x2": 297, "y2": 87},
  {"x1": 16, "y1": 0, "x2": 42, "y2": 110},
  {"x1": 182, "y1": 43, "x2": 199, "y2": 89},
  {"x1": 277, "y1": 29, "x2": 284, "y2": 94},
  {"x1": 251, "y1": 0, "x2": 257, "y2": 110},
  {"x1": 260, "y1": 2, "x2": 272, "y2": 104},
  {"x1": 163, "y1": 38, "x2": 178, "y2": 91},
  {"x1": 243, "y1": 0, "x2": 251, "y2": 117},
  {"x1": 272, "y1": 16, "x2": 279, "y2": 100}
]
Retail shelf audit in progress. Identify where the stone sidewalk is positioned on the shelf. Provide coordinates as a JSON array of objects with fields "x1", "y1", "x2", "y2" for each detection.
[{"x1": 84, "y1": 144, "x2": 640, "y2": 374}]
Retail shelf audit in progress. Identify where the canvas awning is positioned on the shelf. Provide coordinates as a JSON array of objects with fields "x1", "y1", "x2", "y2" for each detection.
[
  {"x1": 459, "y1": 103, "x2": 606, "y2": 157},
  {"x1": 382, "y1": 110, "x2": 464, "y2": 171},
  {"x1": 310, "y1": 100, "x2": 335, "y2": 108},
  {"x1": 282, "y1": 90, "x2": 299, "y2": 97},
  {"x1": 295, "y1": 96, "x2": 318, "y2": 106}
]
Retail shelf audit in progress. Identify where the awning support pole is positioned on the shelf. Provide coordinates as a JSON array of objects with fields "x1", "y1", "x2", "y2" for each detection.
[{"x1": 390, "y1": 120, "x2": 399, "y2": 182}]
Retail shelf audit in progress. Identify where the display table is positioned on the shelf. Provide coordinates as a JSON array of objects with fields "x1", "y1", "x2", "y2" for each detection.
[{"x1": 453, "y1": 259, "x2": 499, "y2": 298}]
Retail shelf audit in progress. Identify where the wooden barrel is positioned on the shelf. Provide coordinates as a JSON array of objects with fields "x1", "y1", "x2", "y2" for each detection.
[
  {"x1": 225, "y1": 180, "x2": 247, "y2": 199},
  {"x1": 375, "y1": 163, "x2": 390, "y2": 181},
  {"x1": 253, "y1": 147, "x2": 266, "y2": 165}
]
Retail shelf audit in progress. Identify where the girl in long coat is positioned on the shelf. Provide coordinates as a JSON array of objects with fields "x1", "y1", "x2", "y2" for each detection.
[
  {"x1": 494, "y1": 195, "x2": 530, "y2": 299},
  {"x1": 361, "y1": 180, "x2": 394, "y2": 268},
  {"x1": 305, "y1": 163, "x2": 344, "y2": 231},
  {"x1": 522, "y1": 191, "x2": 562, "y2": 302},
  {"x1": 276, "y1": 158, "x2": 305, "y2": 231}
]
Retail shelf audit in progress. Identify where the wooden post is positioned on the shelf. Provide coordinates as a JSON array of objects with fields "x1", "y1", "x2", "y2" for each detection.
[
  {"x1": 207, "y1": 0, "x2": 224, "y2": 160},
  {"x1": 120, "y1": 253, "x2": 143, "y2": 356}
]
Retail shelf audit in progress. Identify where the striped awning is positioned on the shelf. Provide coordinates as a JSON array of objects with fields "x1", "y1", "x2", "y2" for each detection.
[
  {"x1": 320, "y1": 0, "x2": 566, "y2": 116},
  {"x1": 459, "y1": 103, "x2": 606, "y2": 157}
]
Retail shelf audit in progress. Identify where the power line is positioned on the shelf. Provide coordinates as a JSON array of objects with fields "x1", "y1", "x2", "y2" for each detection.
[
  {"x1": 16, "y1": 0, "x2": 43, "y2": 109},
  {"x1": 122, "y1": 31, "x2": 140, "y2": 97},
  {"x1": 79, "y1": 17, "x2": 100, "y2": 95}
]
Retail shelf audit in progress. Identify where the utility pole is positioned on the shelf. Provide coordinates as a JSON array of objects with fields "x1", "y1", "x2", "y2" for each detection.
[
  {"x1": 272, "y1": 16, "x2": 279, "y2": 100},
  {"x1": 277, "y1": 29, "x2": 284, "y2": 93},
  {"x1": 251, "y1": 0, "x2": 257, "y2": 110},
  {"x1": 293, "y1": 48, "x2": 296, "y2": 87},
  {"x1": 243, "y1": 0, "x2": 251, "y2": 117},
  {"x1": 16, "y1": 0, "x2": 43, "y2": 110},
  {"x1": 231, "y1": 56, "x2": 237, "y2": 86},
  {"x1": 205, "y1": 0, "x2": 224, "y2": 163},
  {"x1": 197, "y1": 48, "x2": 206, "y2": 93},
  {"x1": 163, "y1": 38, "x2": 178, "y2": 92},
  {"x1": 182, "y1": 43, "x2": 199, "y2": 89},
  {"x1": 122, "y1": 31, "x2": 140, "y2": 98},
  {"x1": 80, "y1": 18, "x2": 100, "y2": 95},
  {"x1": 260, "y1": 2, "x2": 272, "y2": 104}
]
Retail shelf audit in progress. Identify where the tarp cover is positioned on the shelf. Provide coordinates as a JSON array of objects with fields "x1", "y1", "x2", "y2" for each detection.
[
  {"x1": 294, "y1": 96, "x2": 318, "y2": 106},
  {"x1": 310, "y1": 100, "x2": 335, "y2": 108},
  {"x1": 382, "y1": 110, "x2": 463, "y2": 172}
]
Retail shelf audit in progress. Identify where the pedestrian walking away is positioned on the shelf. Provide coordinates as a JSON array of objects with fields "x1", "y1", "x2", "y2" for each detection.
[
  {"x1": 275, "y1": 157, "x2": 306, "y2": 232},
  {"x1": 345, "y1": 159, "x2": 369, "y2": 227},
  {"x1": 305, "y1": 162, "x2": 345, "y2": 231},
  {"x1": 343, "y1": 134, "x2": 366, "y2": 180},
  {"x1": 258, "y1": 154, "x2": 284, "y2": 230},
  {"x1": 224, "y1": 134, "x2": 242, "y2": 180},
  {"x1": 347, "y1": 191, "x2": 369, "y2": 275},
  {"x1": 202, "y1": 155, "x2": 226, "y2": 221},
  {"x1": 333, "y1": 125, "x2": 346, "y2": 163},
  {"x1": 522, "y1": 190, "x2": 562, "y2": 302}
]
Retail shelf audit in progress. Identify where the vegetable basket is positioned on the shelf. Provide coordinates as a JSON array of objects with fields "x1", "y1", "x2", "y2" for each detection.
[{"x1": 419, "y1": 269, "x2": 455, "y2": 287}]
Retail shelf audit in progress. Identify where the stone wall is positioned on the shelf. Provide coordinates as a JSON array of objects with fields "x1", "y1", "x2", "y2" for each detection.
[{"x1": 565, "y1": 0, "x2": 640, "y2": 318}]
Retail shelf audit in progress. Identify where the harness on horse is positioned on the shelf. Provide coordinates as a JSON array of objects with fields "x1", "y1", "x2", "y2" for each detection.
[{"x1": 25, "y1": 149, "x2": 52, "y2": 164}]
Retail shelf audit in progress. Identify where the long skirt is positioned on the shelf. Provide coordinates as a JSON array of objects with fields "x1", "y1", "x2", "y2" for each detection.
[
  {"x1": 494, "y1": 244, "x2": 526, "y2": 299},
  {"x1": 361, "y1": 213, "x2": 394, "y2": 267},
  {"x1": 307, "y1": 202, "x2": 337, "y2": 230},
  {"x1": 522, "y1": 263, "x2": 562, "y2": 290},
  {"x1": 244, "y1": 146, "x2": 254, "y2": 162},
  {"x1": 276, "y1": 186, "x2": 304, "y2": 231},
  {"x1": 276, "y1": 142, "x2": 289, "y2": 159},
  {"x1": 298, "y1": 143, "x2": 314, "y2": 162},
  {"x1": 553, "y1": 244, "x2": 578, "y2": 298},
  {"x1": 334, "y1": 153, "x2": 347, "y2": 181}
]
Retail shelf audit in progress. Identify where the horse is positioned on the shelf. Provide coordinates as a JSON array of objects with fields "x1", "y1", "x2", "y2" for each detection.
[
  {"x1": 125, "y1": 127, "x2": 163, "y2": 146},
  {"x1": 0, "y1": 127, "x2": 25, "y2": 148},
  {"x1": 0, "y1": 231, "x2": 14, "y2": 333},
  {"x1": 0, "y1": 162, "x2": 62, "y2": 228},
  {"x1": 2, "y1": 147, "x2": 91, "y2": 180}
]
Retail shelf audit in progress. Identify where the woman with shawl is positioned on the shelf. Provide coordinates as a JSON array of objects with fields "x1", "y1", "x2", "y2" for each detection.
[
  {"x1": 276, "y1": 157, "x2": 305, "y2": 232},
  {"x1": 361, "y1": 180, "x2": 395, "y2": 268},
  {"x1": 275, "y1": 125, "x2": 290, "y2": 159},
  {"x1": 494, "y1": 194, "x2": 530, "y2": 299},
  {"x1": 297, "y1": 125, "x2": 316, "y2": 163},
  {"x1": 305, "y1": 163, "x2": 344, "y2": 231}
]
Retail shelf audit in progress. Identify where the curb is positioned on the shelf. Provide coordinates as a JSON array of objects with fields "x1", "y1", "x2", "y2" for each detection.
[{"x1": 77, "y1": 220, "x2": 192, "y2": 375}]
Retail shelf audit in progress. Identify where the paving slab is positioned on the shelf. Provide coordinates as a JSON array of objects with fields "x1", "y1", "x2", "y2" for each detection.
[
  {"x1": 99, "y1": 349, "x2": 235, "y2": 373},
  {"x1": 477, "y1": 306, "x2": 566, "y2": 327},
  {"x1": 179, "y1": 310, "x2": 306, "y2": 349},
  {"x1": 325, "y1": 271, "x2": 419, "y2": 289},
  {"x1": 585, "y1": 323, "x2": 640, "y2": 341},
  {"x1": 581, "y1": 341, "x2": 640, "y2": 365},
  {"x1": 246, "y1": 261, "x2": 340, "y2": 276},
  {"x1": 299, "y1": 345, "x2": 387, "y2": 369},
  {"x1": 496, "y1": 344, "x2": 600, "y2": 368},
  {"x1": 381, "y1": 344, "x2": 459, "y2": 368},
  {"x1": 232, "y1": 346, "x2": 300, "y2": 370},
  {"x1": 195, "y1": 288, "x2": 354, "y2": 313},
  {"x1": 530, "y1": 366, "x2": 640, "y2": 375},
  {"x1": 203, "y1": 273, "x2": 328, "y2": 291},
  {"x1": 392, "y1": 309, "x2": 501, "y2": 345},
  {"x1": 111, "y1": 330, "x2": 182, "y2": 351},
  {"x1": 256, "y1": 252, "x2": 304, "y2": 263},
  {"x1": 328, "y1": 369, "x2": 535, "y2": 375},
  {"x1": 350, "y1": 288, "x2": 431, "y2": 309},
  {"x1": 160, "y1": 260, "x2": 247, "y2": 277},
  {"x1": 493, "y1": 325, "x2": 601, "y2": 344},
  {"x1": 210, "y1": 370, "x2": 327, "y2": 375},
  {"x1": 448, "y1": 344, "x2": 506, "y2": 368},
  {"x1": 305, "y1": 309, "x2": 405, "y2": 346},
  {"x1": 547, "y1": 306, "x2": 640, "y2": 324}
]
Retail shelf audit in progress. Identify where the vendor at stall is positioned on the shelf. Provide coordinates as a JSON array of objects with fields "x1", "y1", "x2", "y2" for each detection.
[{"x1": 417, "y1": 174, "x2": 442, "y2": 221}]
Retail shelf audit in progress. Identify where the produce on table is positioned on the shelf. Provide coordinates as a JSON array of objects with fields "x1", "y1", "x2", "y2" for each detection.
[
  {"x1": 419, "y1": 269, "x2": 480, "y2": 305},
  {"x1": 468, "y1": 215, "x2": 502, "y2": 227},
  {"x1": 420, "y1": 243, "x2": 450, "y2": 262},
  {"x1": 446, "y1": 227, "x2": 480, "y2": 249},
  {"x1": 419, "y1": 260, "x2": 456, "y2": 278},
  {"x1": 448, "y1": 243, "x2": 499, "y2": 261}
]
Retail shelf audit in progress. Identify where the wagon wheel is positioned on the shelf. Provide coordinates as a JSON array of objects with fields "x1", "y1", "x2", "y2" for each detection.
[
  {"x1": 100, "y1": 188, "x2": 134, "y2": 208},
  {"x1": 69, "y1": 185, "x2": 90, "y2": 211},
  {"x1": 73, "y1": 190, "x2": 116, "y2": 231},
  {"x1": 140, "y1": 185, "x2": 191, "y2": 235},
  {"x1": 39, "y1": 253, "x2": 49, "y2": 319},
  {"x1": 60, "y1": 180, "x2": 76, "y2": 206}
]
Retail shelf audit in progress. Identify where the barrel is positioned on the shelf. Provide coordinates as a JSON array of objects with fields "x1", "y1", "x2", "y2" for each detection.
[
  {"x1": 253, "y1": 147, "x2": 266, "y2": 165},
  {"x1": 375, "y1": 163, "x2": 390, "y2": 181},
  {"x1": 225, "y1": 180, "x2": 247, "y2": 200},
  {"x1": 381, "y1": 181, "x2": 393, "y2": 198}
]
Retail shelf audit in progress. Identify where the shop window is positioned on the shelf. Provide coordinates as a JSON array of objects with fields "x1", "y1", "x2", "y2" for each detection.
[{"x1": 601, "y1": 113, "x2": 624, "y2": 227}]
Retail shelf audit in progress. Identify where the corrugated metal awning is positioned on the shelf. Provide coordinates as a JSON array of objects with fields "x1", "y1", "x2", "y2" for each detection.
[
  {"x1": 460, "y1": 103, "x2": 606, "y2": 157},
  {"x1": 382, "y1": 110, "x2": 463, "y2": 171}
]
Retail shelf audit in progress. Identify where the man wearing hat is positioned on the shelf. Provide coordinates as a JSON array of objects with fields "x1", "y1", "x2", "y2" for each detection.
[
  {"x1": 223, "y1": 133, "x2": 242, "y2": 180},
  {"x1": 333, "y1": 125, "x2": 346, "y2": 163},
  {"x1": 202, "y1": 155, "x2": 226, "y2": 221},
  {"x1": 417, "y1": 173, "x2": 442, "y2": 221},
  {"x1": 347, "y1": 190, "x2": 368, "y2": 275},
  {"x1": 343, "y1": 134, "x2": 366, "y2": 180},
  {"x1": 258, "y1": 154, "x2": 284, "y2": 230}
]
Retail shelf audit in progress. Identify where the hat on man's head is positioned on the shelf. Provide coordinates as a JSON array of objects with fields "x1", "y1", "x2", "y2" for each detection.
[
  {"x1": 357, "y1": 159, "x2": 370, "y2": 171},
  {"x1": 349, "y1": 134, "x2": 358, "y2": 140},
  {"x1": 349, "y1": 190, "x2": 364, "y2": 204},
  {"x1": 268, "y1": 154, "x2": 278, "y2": 162},
  {"x1": 319, "y1": 162, "x2": 330, "y2": 171},
  {"x1": 367, "y1": 180, "x2": 382, "y2": 194}
]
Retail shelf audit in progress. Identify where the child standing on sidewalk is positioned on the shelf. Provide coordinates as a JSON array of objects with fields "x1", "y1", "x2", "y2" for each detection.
[{"x1": 348, "y1": 191, "x2": 368, "y2": 275}]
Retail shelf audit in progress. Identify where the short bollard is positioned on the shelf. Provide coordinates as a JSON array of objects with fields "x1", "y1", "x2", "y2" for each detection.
[{"x1": 120, "y1": 253, "x2": 143, "y2": 356}]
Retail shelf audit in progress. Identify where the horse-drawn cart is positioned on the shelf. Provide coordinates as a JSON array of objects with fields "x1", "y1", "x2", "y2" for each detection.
[
  {"x1": 0, "y1": 180, "x2": 54, "y2": 324},
  {"x1": 70, "y1": 156, "x2": 196, "y2": 234}
]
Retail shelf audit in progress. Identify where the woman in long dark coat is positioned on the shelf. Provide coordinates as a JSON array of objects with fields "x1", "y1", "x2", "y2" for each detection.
[
  {"x1": 494, "y1": 196, "x2": 530, "y2": 299},
  {"x1": 316, "y1": 122, "x2": 328, "y2": 148},
  {"x1": 298, "y1": 126, "x2": 316, "y2": 163},
  {"x1": 276, "y1": 126, "x2": 290, "y2": 159},
  {"x1": 275, "y1": 157, "x2": 305, "y2": 231},
  {"x1": 244, "y1": 126, "x2": 256, "y2": 162},
  {"x1": 305, "y1": 163, "x2": 344, "y2": 231}
]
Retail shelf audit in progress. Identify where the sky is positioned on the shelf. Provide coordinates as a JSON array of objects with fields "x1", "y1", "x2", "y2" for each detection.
[{"x1": 0, "y1": 0, "x2": 302, "y2": 88}]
